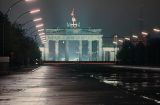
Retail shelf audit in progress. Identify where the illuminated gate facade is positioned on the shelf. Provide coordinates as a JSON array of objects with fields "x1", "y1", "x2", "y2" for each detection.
[
  {"x1": 45, "y1": 29, "x2": 103, "y2": 61},
  {"x1": 44, "y1": 9, "x2": 103, "y2": 61}
]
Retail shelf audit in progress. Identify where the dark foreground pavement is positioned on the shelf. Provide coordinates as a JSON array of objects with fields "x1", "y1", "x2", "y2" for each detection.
[{"x1": 0, "y1": 64, "x2": 158, "y2": 105}]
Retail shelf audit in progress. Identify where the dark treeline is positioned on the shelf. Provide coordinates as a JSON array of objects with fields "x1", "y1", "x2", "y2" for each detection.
[
  {"x1": 117, "y1": 36, "x2": 160, "y2": 66},
  {"x1": 0, "y1": 11, "x2": 41, "y2": 68}
]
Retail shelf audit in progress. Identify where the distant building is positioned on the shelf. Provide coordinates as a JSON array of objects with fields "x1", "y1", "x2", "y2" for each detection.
[{"x1": 43, "y1": 9, "x2": 104, "y2": 61}]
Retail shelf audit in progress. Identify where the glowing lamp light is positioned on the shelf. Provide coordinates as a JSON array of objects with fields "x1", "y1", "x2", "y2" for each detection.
[
  {"x1": 41, "y1": 38, "x2": 46, "y2": 41},
  {"x1": 33, "y1": 18, "x2": 42, "y2": 22},
  {"x1": 39, "y1": 35, "x2": 45, "y2": 37},
  {"x1": 30, "y1": 9, "x2": 40, "y2": 14},
  {"x1": 132, "y1": 35, "x2": 138, "y2": 39},
  {"x1": 41, "y1": 37, "x2": 46, "y2": 41},
  {"x1": 40, "y1": 35, "x2": 45, "y2": 38},
  {"x1": 113, "y1": 41, "x2": 117, "y2": 45},
  {"x1": 153, "y1": 28, "x2": 160, "y2": 32},
  {"x1": 36, "y1": 24, "x2": 44, "y2": 28},
  {"x1": 25, "y1": 0, "x2": 35, "y2": 2},
  {"x1": 39, "y1": 33, "x2": 45, "y2": 36},
  {"x1": 118, "y1": 40, "x2": 123, "y2": 43},
  {"x1": 38, "y1": 29, "x2": 44, "y2": 32},
  {"x1": 41, "y1": 40, "x2": 46, "y2": 43},
  {"x1": 141, "y1": 32, "x2": 148, "y2": 36},
  {"x1": 124, "y1": 37, "x2": 130, "y2": 41},
  {"x1": 40, "y1": 37, "x2": 45, "y2": 40},
  {"x1": 42, "y1": 41, "x2": 46, "y2": 43}
]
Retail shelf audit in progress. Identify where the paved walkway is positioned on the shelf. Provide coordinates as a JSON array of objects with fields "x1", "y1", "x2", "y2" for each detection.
[{"x1": 0, "y1": 64, "x2": 157, "y2": 105}]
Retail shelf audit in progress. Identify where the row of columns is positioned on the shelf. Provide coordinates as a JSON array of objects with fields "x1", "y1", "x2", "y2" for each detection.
[{"x1": 49, "y1": 40, "x2": 103, "y2": 61}]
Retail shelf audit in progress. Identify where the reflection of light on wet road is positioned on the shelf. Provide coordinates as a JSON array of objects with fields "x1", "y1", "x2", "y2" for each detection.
[
  {"x1": 142, "y1": 96, "x2": 160, "y2": 104},
  {"x1": 90, "y1": 69, "x2": 160, "y2": 104},
  {"x1": 111, "y1": 65, "x2": 160, "y2": 71},
  {"x1": 103, "y1": 79, "x2": 120, "y2": 86}
]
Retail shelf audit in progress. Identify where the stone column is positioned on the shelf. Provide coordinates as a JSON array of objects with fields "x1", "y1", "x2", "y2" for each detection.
[
  {"x1": 65, "y1": 40, "x2": 69, "y2": 61},
  {"x1": 103, "y1": 51, "x2": 106, "y2": 61},
  {"x1": 79, "y1": 40, "x2": 82, "y2": 61},
  {"x1": 88, "y1": 40, "x2": 92, "y2": 61},
  {"x1": 44, "y1": 41, "x2": 49, "y2": 61},
  {"x1": 98, "y1": 39, "x2": 103, "y2": 61},
  {"x1": 55, "y1": 40, "x2": 59, "y2": 61}
]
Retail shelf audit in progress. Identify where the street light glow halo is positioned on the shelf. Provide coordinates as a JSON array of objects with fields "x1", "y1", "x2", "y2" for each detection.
[
  {"x1": 132, "y1": 35, "x2": 138, "y2": 38},
  {"x1": 153, "y1": 28, "x2": 160, "y2": 32},
  {"x1": 118, "y1": 39, "x2": 123, "y2": 43},
  {"x1": 40, "y1": 35, "x2": 45, "y2": 38},
  {"x1": 30, "y1": 9, "x2": 40, "y2": 14},
  {"x1": 113, "y1": 41, "x2": 118, "y2": 45},
  {"x1": 39, "y1": 32, "x2": 45, "y2": 34},
  {"x1": 25, "y1": 0, "x2": 35, "y2": 2},
  {"x1": 33, "y1": 18, "x2": 42, "y2": 22},
  {"x1": 38, "y1": 29, "x2": 44, "y2": 32},
  {"x1": 36, "y1": 24, "x2": 44, "y2": 28},
  {"x1": 124, "y1": 37, "x2": 130, "y2": 41},
  {"x1": 141, "y1": 31, "x2": 148, "y2": 36},
  {"x1": 39, "y1": 34, "x2": 45, "y2": 36}
]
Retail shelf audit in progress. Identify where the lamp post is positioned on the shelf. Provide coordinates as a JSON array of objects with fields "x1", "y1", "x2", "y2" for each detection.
[
  {"x1": 153, "y1": 28, "x2": 160, "y2": 33},
  {"x1": 22, "y1": 18, "x2": 42, "y2": 26},
  {"x1": 20, "y1": 18, "x2": 42, "y2": 41},
  {"x1": 124, "y1": 37, "x2": 130, "y2": 41},
  {"x1": 36, "y1": 24, "x2": 44, "y2": 28},
  {"x1": 5, "y1": 0, "x2": 35, "y2": 15},
  {"x1": 2, "y1": 0, "x2": 35, "y2": 56},
  {"x1": 141, "y1": 31, "x2": 148, "y2": 37},
  {"x1": 14, "y1": 9, "x2": 40, "y2": 23},
  {"x1": 132, "y1": 35, "x2": 138, "y2": 39}
]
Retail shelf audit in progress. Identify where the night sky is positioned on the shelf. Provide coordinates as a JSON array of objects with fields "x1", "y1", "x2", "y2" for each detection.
[{"x1": 1, "y1": 0, "x2": 160, "y2": 44}]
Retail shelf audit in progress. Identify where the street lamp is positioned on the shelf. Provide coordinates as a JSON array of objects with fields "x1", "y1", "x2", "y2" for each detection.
[
  {"x1": 153, "y1": 28, "x2": 160, "y2": 33},
  {"x1": 36, "y1": 24, "x2": 44, "y2": 28},
  {"x1": 33, "y1": 18, "x2": 42, "y2": 22},
  {"x1": 113, "y1": 41, "x2": 118, "y2": 45},
  {"x1": 39, "y1": 32, "x2": 45, "y2": 36},
  {"x1": 141, "y1": 31, "x2": 148, "y2": 37},
  {"x1": 39, "y1": 32, "x2": 46, "y2": 41},
  {"x1": 124, "y1": 37, "x2": 130, "y2": 41},
  {"x1": 22, "y1": 17, "x2": 42, "y2": 26},
  {"x1": 118, "y1": 39, "x2": 123, "y2": 43},
  {"x1": 132, "y1": 35, "x2": 138, "y2": 39},
  {"x1": 14, "y1": 9, "x2": 40, "y2": 23},
  {"x1": 38, "y1": 29, "x2": 44, "y2": 32},
  {"x1": 41, "y1": 37, "x2": 47, "y2": 44},
  {"x1": 5, "y1": 0, "x2": 35, "y2": 15},
  {"x1": 2, "y1": 0, "x2": 35, "y2": 56}
]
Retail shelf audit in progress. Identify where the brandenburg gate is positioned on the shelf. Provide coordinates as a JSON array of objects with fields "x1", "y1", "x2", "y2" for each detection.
[{"x1": 44, "y1": 9, "x2": 103, "y2": 61}]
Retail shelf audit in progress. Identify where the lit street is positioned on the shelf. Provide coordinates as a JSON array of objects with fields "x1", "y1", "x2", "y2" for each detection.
[
  {"x1": 1, "y1": 0, "x2": 160, "y2": 104},
  {"x1": 0, "y1": 64, "x2": 159, "y2": 105}
]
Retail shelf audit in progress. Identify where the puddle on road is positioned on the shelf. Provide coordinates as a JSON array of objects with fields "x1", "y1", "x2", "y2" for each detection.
[{"x1": 90, "y1": 71, "x2": 160, "y2": 104}]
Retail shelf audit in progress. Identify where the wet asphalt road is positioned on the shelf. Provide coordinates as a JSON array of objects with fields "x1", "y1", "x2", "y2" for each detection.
[{"x1": 0, "y1": 64, "x2": 159, "y2": 105}]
